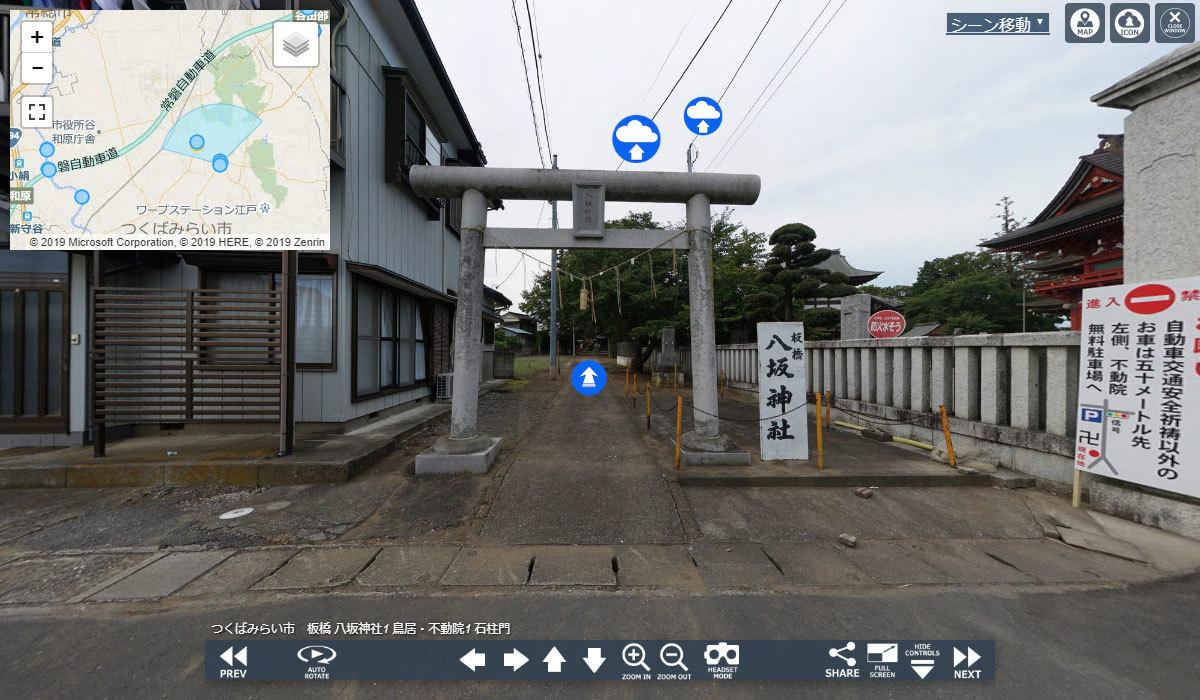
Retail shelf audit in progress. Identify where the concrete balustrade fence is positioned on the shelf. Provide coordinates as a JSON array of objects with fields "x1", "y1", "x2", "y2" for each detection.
[{"x1": 717, "y1": 333, "x2": 1082, "y2": 487}]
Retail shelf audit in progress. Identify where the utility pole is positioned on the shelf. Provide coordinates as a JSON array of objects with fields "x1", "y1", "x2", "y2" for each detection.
[
  {"x1": 686, "y1": 143, "x2": 698, "y2": 173},
  {"x1": 549, "y1": 155, "x2": 559, "y2": 378}
]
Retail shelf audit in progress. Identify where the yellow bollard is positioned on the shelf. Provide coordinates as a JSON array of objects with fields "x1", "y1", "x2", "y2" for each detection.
[
  {"x1": 824, "y1": 390, "x2": 832, "y2": 429},
  {"x1": 938, "y1": 405, "x2": 956, "y2": 468},
  {"x1": 815, "y1": 392, "x2": 825, "y2": 470},
  {"x1": 646, "y1": 384, "x2": 651, "y2": 430},
  {"x1": 674, "y1": 396, "x2": 683, "y2": 470}
]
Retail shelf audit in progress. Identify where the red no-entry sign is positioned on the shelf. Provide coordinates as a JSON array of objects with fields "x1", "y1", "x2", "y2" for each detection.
[
  {"x1": 1124, "y1": 283, "x2": 1176, "y2": 315},
  {"x1": 868, "y1": 310, "x2": 906, "y2": 338}
]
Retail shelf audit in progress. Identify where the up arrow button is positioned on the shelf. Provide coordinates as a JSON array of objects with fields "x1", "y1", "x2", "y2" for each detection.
[{"x1": 543, "y1": 647, "x2": 566, "y2": 673}]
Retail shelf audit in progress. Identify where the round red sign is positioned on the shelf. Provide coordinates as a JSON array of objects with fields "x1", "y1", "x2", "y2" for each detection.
[
  {"x1": 1124, "y1": 283, "x2": 1176, "y2": 315},
  {"x1": 868, "y1": 310, "x2": 906, "y2": 338}
]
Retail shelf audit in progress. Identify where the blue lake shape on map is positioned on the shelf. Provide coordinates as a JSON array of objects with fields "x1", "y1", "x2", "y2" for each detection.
[{"x1": 162, "y1": 103, "x2": 262, "y2": 162}]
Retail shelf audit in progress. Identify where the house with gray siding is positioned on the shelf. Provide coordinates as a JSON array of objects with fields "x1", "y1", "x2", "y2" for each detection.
[{"x1": 0, "y1": 0, "x2": 495, "y2": 448}]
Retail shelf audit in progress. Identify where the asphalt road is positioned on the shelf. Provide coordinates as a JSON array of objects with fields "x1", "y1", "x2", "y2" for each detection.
[{"x1": 3, "y1": 572, "x2": 1196, "y2": 699}]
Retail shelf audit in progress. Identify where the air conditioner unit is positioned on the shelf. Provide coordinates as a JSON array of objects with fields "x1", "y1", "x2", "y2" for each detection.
[{"x1": 436, "y1": 373, "x2": 454, "y2": 400}]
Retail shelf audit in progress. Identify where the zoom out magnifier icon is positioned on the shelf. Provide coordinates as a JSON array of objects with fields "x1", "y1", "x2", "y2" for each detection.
[{"x1": 660, "y1": 643, "x2": 688, "y2": 672}]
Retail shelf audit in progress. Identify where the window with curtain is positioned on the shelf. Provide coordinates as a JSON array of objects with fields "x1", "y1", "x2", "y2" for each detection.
[
  {"x1": 353, "y1": 278, "x2": 428, "y2": 399},
  {"x1": 206, "y1": 270, "x2": 334, "y2": 369}
]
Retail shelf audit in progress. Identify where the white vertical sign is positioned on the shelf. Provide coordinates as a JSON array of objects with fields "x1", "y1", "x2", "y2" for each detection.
[
  {"x1": 1075, "y1": 276, "x2": 1200, "y2": 498},
  {"x1": 758, "y1": 322, "x2": 808, "y2": 460}
]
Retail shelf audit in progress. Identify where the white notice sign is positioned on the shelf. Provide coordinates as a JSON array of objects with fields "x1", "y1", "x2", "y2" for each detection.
[
  {"x1": 758, "y1": 322, "x2": 808, "y2": 461},
  {"x1": 1075, "y1": 276, "x2": 1200, "y2": 498}
]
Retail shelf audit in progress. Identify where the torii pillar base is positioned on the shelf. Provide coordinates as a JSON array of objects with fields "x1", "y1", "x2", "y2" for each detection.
[
  {"x1": 415, "y1": 434, "x2": 503, "y2": 475},
  {"x1": 680, "y1": 431, "x2": 752, "y2": 467}
]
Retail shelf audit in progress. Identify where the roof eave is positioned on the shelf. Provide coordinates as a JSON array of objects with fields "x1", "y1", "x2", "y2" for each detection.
[{"x1": 398, "y1": 0, "x2": 487, "y2": 165}]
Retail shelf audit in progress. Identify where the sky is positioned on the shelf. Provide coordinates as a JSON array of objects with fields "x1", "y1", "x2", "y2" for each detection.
[{"x1": 414, "y1": 1, "x2": 1182, "y2": 311}]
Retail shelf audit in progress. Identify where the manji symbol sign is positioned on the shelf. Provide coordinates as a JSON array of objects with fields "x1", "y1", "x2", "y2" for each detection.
[{"x1": 1075, "y1": 276, "x2": 1200, "y2": 498}]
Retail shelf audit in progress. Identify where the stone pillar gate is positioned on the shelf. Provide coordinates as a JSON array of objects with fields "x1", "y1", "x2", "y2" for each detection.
[{"x1": 407, "y1": 165, "x2": 760, "y2": 473}]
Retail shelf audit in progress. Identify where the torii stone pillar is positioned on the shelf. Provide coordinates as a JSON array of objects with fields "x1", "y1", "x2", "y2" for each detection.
[{"x1": 410, "y1": 165, "x2": 759, "y2": 473}]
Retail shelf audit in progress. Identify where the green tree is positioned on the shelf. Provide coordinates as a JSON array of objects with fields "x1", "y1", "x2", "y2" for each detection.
[
  {"x1": 904, "y1": 252, "x2": 1059, "y2": 333},
  {"x1": 520, "y1": 210, "x2": 771, "y2": 371},
  {"x1": 710, "y1": 208, "x2": 770, "y2": 342},
  {"x1": 748, "y1": 223, "x2": 856, "y2": 321},
  {"x1": 858, "y1": 284, "x2": 912, "y2": 302}
]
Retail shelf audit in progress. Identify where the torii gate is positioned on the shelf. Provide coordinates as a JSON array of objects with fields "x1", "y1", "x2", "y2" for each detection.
[{"x1": 409, "y1": 165, "x2": 760, "y2": 473}]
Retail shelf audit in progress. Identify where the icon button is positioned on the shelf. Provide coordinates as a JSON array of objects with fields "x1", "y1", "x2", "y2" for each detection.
[
  {"x1": 297, "y1": 645, "x2": 336, "y2": 664},
  {"x1": 21, "y1": 53, "x2": 53, "y2": 85},
  {"x1": 660, "y1": 643, "x2": 688, "y2": 672},
  {"x1": 953, "y1": 647, "x2": 982, "y2": 668},
  {"x1": 867, "y1": 643, "x2": 898, "y2": 663},
  {"x1": 705, "y1": 642, "x2": 740, "y2": 666},
  {"x1": 273, "y1": 22, "x2": 319, "y2": 67},
  {"x1": 220, "y1": 646, "x2": 249, "y2": 667},
  {"x1": 1111, "y1": 3, "x2": 1152, "y2": 42},
  {"x1": 1155, "y1": 3, "x2": 1195, "y2": 41},
  {"x1": 21, "y1": 97, "x2": 53, "y2": 128},
  {"x1": 459, "y1": 648, "x2": 486, "y2": 671},
  {"x1": 583, "y1": 647, "x2": 606, "y2": 673},
  {"x1": 503, "y1": 648, "x2": 528, "y2": 671},
  {"x1": 828, "y1": 641, "x2": 856, "y2": 667},
  {"x1": 21, "y1": 21, "x2": 53, "y2": 53},
  {"x1": 1066, "y1": 3, "x2": 1106, "y2": 41},
  {"x1": 622, "y1": 643, "x2": 651, "y2": 671}
]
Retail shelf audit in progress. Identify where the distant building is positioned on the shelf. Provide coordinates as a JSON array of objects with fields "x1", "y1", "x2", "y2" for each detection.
[
  {"x1": 981, "y1": 135, "x2": 1125, "y2": 330},
  {"x1": 804, "y1": 250, "x2": 883, "y2": 309},
  {"x1": 500, "y1": 311, "x2": 537, "y2": 355}
]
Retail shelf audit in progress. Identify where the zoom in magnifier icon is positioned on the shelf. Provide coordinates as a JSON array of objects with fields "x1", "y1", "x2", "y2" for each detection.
[
  {"x1": 622, "y1": 643, "x2": 650, "y2": 671},
  {"x1": 660, "y1": 643, "x2": 688, "y2": 672}
]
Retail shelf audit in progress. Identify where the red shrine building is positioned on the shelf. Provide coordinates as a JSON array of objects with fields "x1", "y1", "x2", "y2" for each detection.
[{"x1": 981, "y1": 134, "x2": 1125, "y2": 330}]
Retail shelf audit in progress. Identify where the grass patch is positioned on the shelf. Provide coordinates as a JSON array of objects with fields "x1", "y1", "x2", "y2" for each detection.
[{"x1": 514, "y1": 355, "x2": 549, "y2": 378}]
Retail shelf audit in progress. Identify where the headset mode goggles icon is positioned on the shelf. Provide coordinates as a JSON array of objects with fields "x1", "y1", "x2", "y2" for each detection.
[{"x1": 705, "y1": 642, "x2": 740, "y2": 666}]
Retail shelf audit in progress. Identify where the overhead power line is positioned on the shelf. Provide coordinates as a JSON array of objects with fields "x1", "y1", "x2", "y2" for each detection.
[
  {"x1": 635, "y1": 0, "x2": 705, "y2": 113},
  {"x1": 650, "y1": 0, "x2": 735, "y2": 120},
  {"x1": 511, "y1": 0, "x2": 546, "y2": 167},
  {"x1": 525, "y1": 0, "x2": 553, "y2": 157},
  {"x1": 619, "y1": 0, "x2": 735, "y2": 170},
  {"x1": 704, "y1": 0, "x2": 833, "y2": 170},
  {"x1": 705, "y1": 0, "x2": 849, "y2": 172},
  {"x1": 709, "y1": 0, "x2": 848, "y2": 172},
  {"x1": 688, "y1": 0, "x2": 784, "y2": 154},
  {"x1": 717, "y1": 0, "x2": 783, "y2": 103},
  {"x1": 609, "y1": 0, "x2": 704, "y2": 169}
]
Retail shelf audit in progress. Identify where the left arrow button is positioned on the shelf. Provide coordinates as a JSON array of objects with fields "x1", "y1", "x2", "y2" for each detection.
[{"x1": 460, "y1": 648, "x2": 486, "y2": 671}]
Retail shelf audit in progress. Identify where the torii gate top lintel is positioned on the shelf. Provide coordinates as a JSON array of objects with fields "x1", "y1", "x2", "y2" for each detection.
[{"x1": 409, "y1": 165, "x2": 760, "y2": 206}]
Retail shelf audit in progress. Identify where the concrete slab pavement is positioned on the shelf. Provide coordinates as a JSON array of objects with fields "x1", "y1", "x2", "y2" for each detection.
[
  {"x1": 684, "y1": 486, "x2": 1045, "y2": 541},
  {"x1": 527, "y1": 546, "x2": 616, "y2": 586},
  {"x1": 252, "y1": 546, "x2": 380, "y2": 590},
  {"x1": 613, "y1": 544, "x2": 704, "y2": 588},
  {"x1": 356, "y1": 546, "x2": 460, "y2": 586},
  {"x1": 175, "y1": 549, "x2": 295, "y2": 597},
  {"x1": 760, "y1": 542, "x2": 873, "y2": 585},
  {"x1": 687, "y1": 542, "x2": 787, "y2": 588},
  {"x1": 0, "y1": 553, "x2": 151, "y2": 604},
  {"x1": 440, "y1": 547, "x2": 536, "y2": 586},
  {"x1": 89, "y1": 551, "x2": 232, "y2": 600}
]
